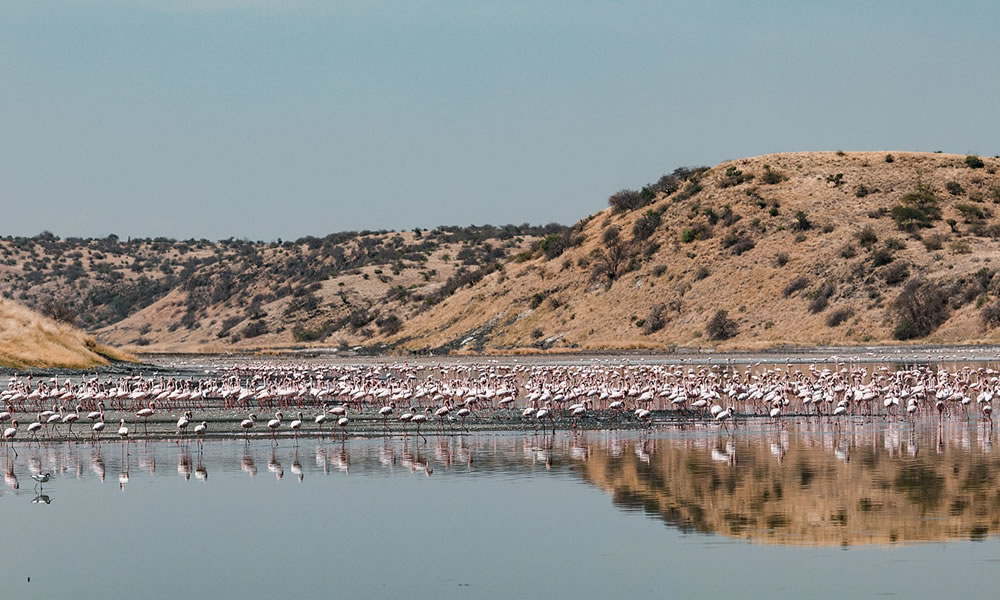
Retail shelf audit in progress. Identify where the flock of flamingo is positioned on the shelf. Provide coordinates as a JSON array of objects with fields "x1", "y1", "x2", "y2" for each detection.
[{"x1": 0, "y1": 358, "x2": 996, "y2": 453}]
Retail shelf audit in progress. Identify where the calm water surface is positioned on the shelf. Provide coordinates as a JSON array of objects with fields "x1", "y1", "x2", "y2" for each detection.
[{"x1": 2, "y1": 421, "x2": 999, "y2": 599}]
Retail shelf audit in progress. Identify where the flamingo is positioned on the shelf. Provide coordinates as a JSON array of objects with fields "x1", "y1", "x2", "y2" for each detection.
[
  {"x1": 378, "y1": 404, "x2": 394, "y2": 433},
  {"x1": 337, "y1": 415, "x2": 349, "y2": 441},
  {"x1": 194, "y1": 421, "x2": 208, "y2": 449},
  {"x1": 46, "y1": 408, "x2": 62, "y2": 438},
  {"x1": 267, "y1": 411, "x2": 283, "y2": 445},
  {"x1": 3, "y1": 420, "x2": 17, "y2": 457},
  {"x1": 176, "y1": 411, "x2": 192, "y2": 435},
  {"x1": 117, "y1": 419, "x2": 129, "y2": 443},
  {"x1": 87, "y1": 402, "x2": 105, "y2": 422},
  {"x1": 290, "y1": 412, "x2": 303, "y2": 443},
  {"x1": 136, "y1": 401, "x2": 155, "y2": 434},
  {"x1": 715, "y1": 406, "x2": 735, "y2": 431},
  {"x1": 411, "y1": 413, "x2": 428, "y2": 441},
  {"x1": 456, "y1": 407, "x2": 472, "y2": 433},
  {"x1": 61, "y1": 404, "x2": 82, "y2": 438},
  {"x1": 315, "y1": 404, "x2": 329, "y2": 433},
  {"x1": 92, "y1": 416, "x2": 106, "y2": 442},
  {"x1": 27, "y1": 416, "x2": 42, "y2": 443},
  {"x1": 241, "y1": 413, "x2": 256, "y2": 444}
]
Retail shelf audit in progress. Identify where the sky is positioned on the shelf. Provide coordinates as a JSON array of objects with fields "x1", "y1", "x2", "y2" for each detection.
[{"x1": 1, "y1": 0, "x2": 998, "y2": 241}]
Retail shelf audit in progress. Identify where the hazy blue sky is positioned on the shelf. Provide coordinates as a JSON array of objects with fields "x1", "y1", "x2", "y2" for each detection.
[{"x1": 1, "y1": 1, "x2": 997, "y2": 240}]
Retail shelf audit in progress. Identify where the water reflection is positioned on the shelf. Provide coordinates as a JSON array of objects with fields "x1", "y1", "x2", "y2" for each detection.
[{"x1": 4, "y1": 422, "x2": 1000, "y2": 546}]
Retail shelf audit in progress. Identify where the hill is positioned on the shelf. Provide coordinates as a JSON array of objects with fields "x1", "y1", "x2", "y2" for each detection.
[
  {"x1": 0, "y1": 298, "x2": 133, "y2": 369},
  {"x1": 0, "y1": 225, "x2": 560, "y2": 352},
  {"x1": 5, "y1": 151, "x2": 1000, "y2": 355},
  {"x1": 377, "y1": 151, "x2": 1000, "y2": 353}
]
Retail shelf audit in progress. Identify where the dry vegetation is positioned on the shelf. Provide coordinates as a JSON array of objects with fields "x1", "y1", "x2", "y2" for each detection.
[
  {"x1": 0, "y1": 225, "x2": 559, "y2": 353},
  {"x1": 6, "y1": 151, "x2": 1000, "y2": 355},
  {"x1": 379, "y1": 151, "x2": 1000, "y2": 353},
  {"x1": 0, "y1": 298, "x2": 134, "y2": 368}
]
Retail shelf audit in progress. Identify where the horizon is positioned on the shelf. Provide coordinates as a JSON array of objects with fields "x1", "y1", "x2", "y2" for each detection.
[{"x1": 2, "y1": 1, "x2": 998, "y2": 240}]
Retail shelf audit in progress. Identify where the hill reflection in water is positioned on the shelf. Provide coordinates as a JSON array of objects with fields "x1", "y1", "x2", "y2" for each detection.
[
  {"x1": 5, "y1": 420, "x2": 998, "y2": 546},
  {"x1": 580, "y1": 420, "x2": 1000, "y2": 546}
]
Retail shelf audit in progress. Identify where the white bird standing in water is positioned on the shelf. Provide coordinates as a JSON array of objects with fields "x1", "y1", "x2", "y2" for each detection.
[
  {"x1": 3, "y1": 420, "x2": 18, "y2": 457},
  {"x1": 267, "y1": 411, "x2": 282, "y2": 445},
  {"x1": 92, "y1": 416, "x2": 106, "y2": 442},
  {"x1": 241, "y1": 413, "x2": 256, "y2": 444},
  {"x1": 289, "y1": 412, "x2": 303, "y2": 443},
  {"x1": 194, "y1": 421, "x2": 208, "y2": 449}
]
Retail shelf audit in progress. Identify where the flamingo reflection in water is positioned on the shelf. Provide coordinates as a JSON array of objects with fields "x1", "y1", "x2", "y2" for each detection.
[
  {"x1": 242, "y1": 448, "x2": 257, "y2": 478},
  {"x1": 268, "y1": 449, "x2": 283, "y2": 481}
]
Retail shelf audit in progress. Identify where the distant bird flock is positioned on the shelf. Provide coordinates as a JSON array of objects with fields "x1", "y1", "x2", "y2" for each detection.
[{"x1": 0, "y1": 357, "x2": 995, "y2": 449}]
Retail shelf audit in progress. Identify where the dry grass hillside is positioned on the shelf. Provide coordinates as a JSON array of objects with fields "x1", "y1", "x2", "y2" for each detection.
[
  {"x1": 0, "y1": 298, "x2": 133, "y2": 369},
  {"x1": 382, "y1": 151, "x2": 1000, "y2": 353},
  {"x1": 0, "y1": 226, "x2": 557, "y2": 353}
]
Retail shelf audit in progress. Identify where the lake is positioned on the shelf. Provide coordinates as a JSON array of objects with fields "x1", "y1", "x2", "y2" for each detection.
[{"x1": 2, "y1": 417, "x2": 999, "y2": 599}]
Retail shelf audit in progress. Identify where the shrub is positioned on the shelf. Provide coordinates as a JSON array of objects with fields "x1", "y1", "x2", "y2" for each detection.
[
  {"x1": 40, "y1": 299, "x2": 77, "y2": 324},
  {"x1": 721, "y1": 231, "x2": 755, "y2": 255},
  {"x1": 840, "y1": 244, "x2": 857, "y2": 259},
  {"x1": 891, "y1": 278, "x2": 949, "y2": 340},
  {"x1": 946, "y1": 181, "x2": 965, "y2": 196},
  {"x1": 292, "y1": 322, "x2": 335, "y2": 342},
  {"x1": 376, "y1": 314, "x2": 402, "y2": 335},
  {"x1": 760, "y1": 165, "x2": 785, "y2": 185},
  {"x1": 878, "y1": 261, "x2": 910, "y2": 285},
  {"x1": 885, "y1": 154, "x2": 895, "y2": 163},
  {"x1": 719, "y1": 205, "x2": 741, "y2": 227},
  {"x1": 891, "y1": 185, "x2": 941, "y2": 231},
  {"x1": 826, "y1": 173, "x2": 845, "y2": 187},
  {"x1": 775, "y1": 252, "x2": 789, "y2": 267},
  {"x1": 671, "y1": 166, "x2": 709, "y2": 181},
  {"x1": 694, "y1": 266, "x2": 711, "y2": 281},
  {"x1": 885, "y1": 238, "x2": 906, "y2": 250},
  {"x1": 855, "y1": 184, "x2": 872, "y2": 198},
  {"x1": 608, "y1": 189, "x2": 645, "y2": 213},
  {"x1": 680, "y1": 225, "x2": 709, "y2": 243},
  {"x1": 872, "y1": 247, "x2": 894, "y2": 266},
  {"x1": 652, "y1": 264, "x2": 668, "y2": 277},
  {"x1": 966, "y1": 155, "x2": 986, "y2": 169},
  {"x1": 956, "y1": 203, "x2": 986, "y2": 222},
  {"x1": 855, "y1": 226, "x2": 878, "y2": 248},
  {"x1": 674, "y1": 181, "x2": 703, "y2": 202},
  {"x1": 650, "y1": 174, "x2": 681, "y2": 196},
  {"x1": 783, "y1": 276, "x2": 809, "y2": 297},
  {"x1": 793, "y1": 211, "x2": 812, "y2": 231},
  {"x1": 706, "y1": 310, "x2": 738, "y2": 340},
  {"x1": 719, "y1": 166, "x2": 753, "y2": 188},
  {"x1": 950, "y1": 240, "x2": 972, "y2": 254},
  {"x1": 539, "y1": 234, "x2": 567, "y2": 259},
  {"x1": 240, "y1": 320, "x2": 269, "y2": 339},
  {"x1": 981, "y1": 302, "x2": 1000, "y2": 329},
  {"x1": 632, "y1": 210, "x2": 662, "y2": 241},
  {"x1": 921, "y1": 234, "x2": 944, "y2": 251},
  {"x1": 826, "y1": 308, "x2": 853, "y2": 327},
  {"x1": 808, "y1": 294, "x2": 828, "y2": 313},
  {"x1": 530, "y1": 327, "x2": 544, "y2": 339},
  {"x1": 808, "y1": 281, "x2": 835, "y2": 313},
  {"x1": 642, "y1": 304, "x2": 666, "y2": 334}
]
